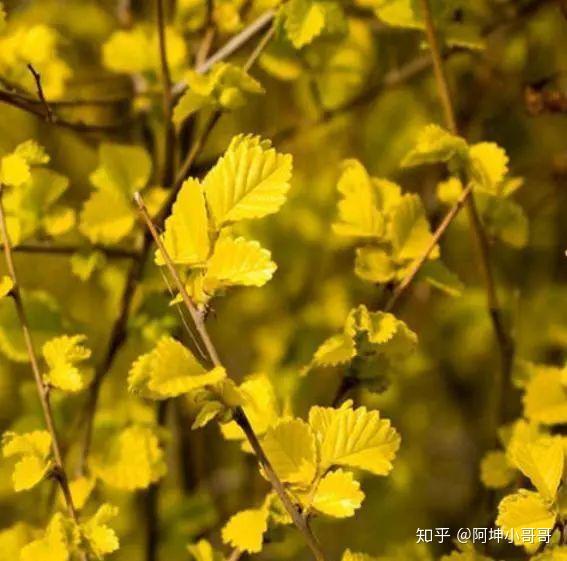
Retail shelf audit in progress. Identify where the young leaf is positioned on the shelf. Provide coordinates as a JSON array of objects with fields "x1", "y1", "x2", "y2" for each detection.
[
  {"x1": 261, "y1": 418, "x2": 317, "y2": 485},
  {"x1": 282, "y1": 0, "x2": 327, "y2": 48},
  {"x1": 309, "y1": 403, "x2": 400, "y2": 475},
  {"x1": 508, "y1": 437, "x2": 563, "y2": 501},
  {"x1": 80, "y1": 143, "x2": 152, "y2": 244},
  {"x1": 20, "y1": 512, "x2": 78, "y2": 561},
  {"x1": 401, "y1": 124, "x2": 467, "y2": 168},
  {"x1": 187, "y1": 539, "x2": 224, "y2": 561},
  {"x1": 468, "y1": 142, "x2": 509, "y2": 194},
  {"x1": 312, "y1": 333, "x2": 356, "y2": 367},
  {"x1": 342, "y1": 550, "x2": 377, "y2": 561},
  {"x1": 80, "y1": 504, "x2": 120, "y2": 559},
  {"x1": 204, "y1": 237, "x2": 277, "y2": 291},
  {"x1": 523, "y1": 366, "x2": 567, "y2": 425},
  {"x1": 480, "y1": 451, "x2": 516, "y2": 490},
  {"x1": 128, "y1": 336, "x2": 226, "y2": 399},
  {"x1": 42, "y1": 334, "x2": 92, "y2": 392},
  {"x1": 0, "y1": 275, "x2": 14, "y2": 299},
  {"x1": 173, "y1": 62, "x2": 263, "y2": 124},
  {"x1": 221, "y1": 508, "x2": 268, "y2": 553},
  {"x1": 2, "y1": 430, "x2": 52, "y2": 492},
  {"x1": 221, "y1": 374, "x2": 280, "y2": 441},
  {"x1": 155, "y1": 178, "x2": 210, "y2": 266},
  {"x1": 354, "y1": 247, "x2": 396, "y2": 284},
  {"x1": 91, "y1": 425, "x2": 166, "y2": 490},
  {"x1": 310, "y1": 469, "x2": 365, "y2": 518},
  {"x1": 333, "y1": 160, "x2": 385, "y2": 239},
  {"x1": 388, "y1": 194, "x2": 438, "y2": 262},
  {"x1": 0, "y1": 153, "x2": 30, "y2": 187},
  {"x1": 496, "y1": 490, "x2": 557, "y2": 547},
  {"x1": 203, "y1": 135, "x2": 292, "y2": 228}
]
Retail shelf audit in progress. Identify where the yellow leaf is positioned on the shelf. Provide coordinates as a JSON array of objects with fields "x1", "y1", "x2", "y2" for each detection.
[
  {"x1": 496, "y1": 490, "x2": 556, "y2": 547},
  {"x1": 79, "y1": 189, "x2": 135, "y2": 244},
  {"x1": 203, "y1": 135, "x2": 292, "y2": 228},
  {"x1": 437, "y1": 177, "x2": 463, "y2": 205},
  {"x1": 20, "y1": 513, "x2": 77, "y2": 561},
  {"x1": 67, "y1": 476, "x2": 95, "y2": 510},
  {"x1": 333, "y1": 160, "x2": 384, "y2": 239},
  {"x1": 89, "y1": 143, "x2": 152, "y2": 196},
  {"x1": 312, "y1": 333, "x2": 356, "y2": 367},
  {"x1": 43, "y1": 206, "x2": 76, "y2": 237},
  {"x1": 128, "y1": 336, "x2": 226, "y2": 399},
  {"x1": 0, "y1": 153, "x2": 30, "y2": 186},
  {"x1": 81, "y1": 504, "x2": 120, "y2": 559},
  {"x1": 283, "y1": 0, "x2": 326, "y2": 48},
  {"x1": 91, "y1": 425, "x2": 166, "y2": 490},
  {"x1": 261, "y1": 418, "x2": 317, "y2": 485},
  {"x1": 508, "y1": 436, "x2": 564, "y2": 501},
  {"x1": 13, "y1": 455, "x2": 50, "y2": 493},
  {"x1": 0, "y1": 523, "x2": 34, "y2": 558},
  {"x1": 174, "y1": 62, "x2": 263, "y2": 124},
  {"x1": 103, "y1": 26, "x2": 187, "y2": 76},
  {"x1": 205, "y1": 237, "x2": 277, "y2": 291},
  {"x1": 221, "y1": 508, "x2": 268, "y2": 553},
  {"x1": 480, "y1": 450, "x2": 515, "y2": 489},
  {"x1": 14, "y1": 140, "x2": 50, "y2": 165},
  {"x1": 155, "y1": 178, "x2": 210, "y2": 266},
  {"x1": 221, "y1": 374, "x2": 279, "y2": 441},
  {"x1": 354, "y1": 247, "x2": 396, "y2": 283},
  {"x1": 0, "y1": 275, "x2": 13, "y2": 299},
  {"x1": 2, "y1": 430, "x2": 52, "y2": 492},
  {"x1": 524, "y1": 366, "x2": 567, "y2": 425},
  {"x1": 468, "y1": 142, "x2": 509, "y2": 194},
  {"x1": 309, "y1": 403, "x2": 400, "y2": 475},
  {"x1": 342, "y1": 549, "x2": 377, "y2": 561},
  {"x1": 42, "y1": 335, "x2": 92, "y2": 392},
  {"x1": 401, "y1": 124, "x2": 467, "y2": 168},
  {"x1": 187, "y1": 539, "x2": 223, "y2": 561},
  {"x1": 388, "y1": 194, "x2": 438, "y2": 262},
  {"x1": 310, "y1": 469, "x2": 364, "y2": 518}
]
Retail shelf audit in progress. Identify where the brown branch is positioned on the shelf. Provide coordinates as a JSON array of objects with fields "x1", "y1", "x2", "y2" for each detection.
[
  {"x1": 27, "y1": 64, "x2": 55, "y2": 123},
  {"x1": 156, "y1": 0, "x2": 176, "y2": 185},
  {"x1": 77, "y1": 13, "x2": 294, "y2": 478},
  {"x1": 0, "y1": 186, "x2": 81, "y2": 524},
  {"x1": 133, "y1": 193, "x2": 328, "y2": 561},
  {"x1": 0, "y1": 88, "x2": 128, "y2": 133},
  {"x1": 4, "y1": 242, "x2": 139, "y2": 259},
  {"x1": 384, "y1": 183, "x2": 474, "y2": 311},
  {"x1": 418, "y1": 0, "x2": 514, "y2": 429}
]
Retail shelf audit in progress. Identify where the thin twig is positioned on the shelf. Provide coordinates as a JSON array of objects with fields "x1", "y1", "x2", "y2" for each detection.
[
  {"x1": 78, "y1": 105, "x2": 219, "y2": 474},
  {"x1": 0, "y1": 186, "x2": 80, "y2": 523},
  {"x1": 418, "y1": 0, "x2": 514, "y2": 428},
  {"x1": 3, "y1": 242, "x2": 139, "y2": 259},
  {"x1": 227, "y1": 549, "x2": 242, "y2": 561},
  {"x1": 0, "y1": 89, "x2": 128, "y2": 133},
  {"x1": 27, "y1": 64, "x2": 55, "y2": 123},
  {"x1": 384, "y1": 184, "x2": 474, "y2": 311},
  {"x1": 172, "y1": 9, "x2": 275, "y2": 96},
  {"x1": 134, "y1": 193, "x2": 328, "y2": 561},
  {"x1": 156, "y1": 0, "x2": 176, "y2": 185}
]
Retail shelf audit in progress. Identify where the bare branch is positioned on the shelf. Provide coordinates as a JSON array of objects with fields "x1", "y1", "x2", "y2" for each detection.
[
  {"x1": 134, "y1": 192, "x2": 328, "y2": 561},
  {"x1": 418, "y1": 0, "x2": 514, "y2": 428},
  {"x1": 156, "y1": 0, "x2": 176, "y2": 185},
  {"x1": 172, "y1": 9, "x2": 275, "y2": 96},
  {"x1": 27, "y1": 64, "x2": 55, "y2": 123},
  {"x1": 0, "y1": 185, "x2": 80, "y2": 524}
]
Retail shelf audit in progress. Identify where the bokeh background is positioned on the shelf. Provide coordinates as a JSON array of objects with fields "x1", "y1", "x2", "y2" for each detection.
[{"x1": 0, "y1": 0, "x2": 565, "y2": 559}]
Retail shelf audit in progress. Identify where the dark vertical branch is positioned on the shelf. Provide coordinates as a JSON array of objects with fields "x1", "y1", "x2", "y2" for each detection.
[
  {"x1": 156, "y1": 0, "x2": 176, "y2": 185},
  {"x1": 418, "y1": 0, "x2": 514, "y2": 432}
]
